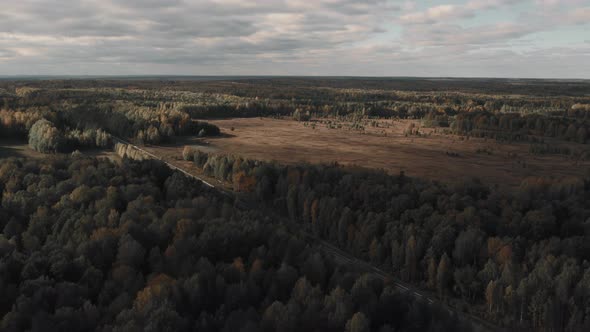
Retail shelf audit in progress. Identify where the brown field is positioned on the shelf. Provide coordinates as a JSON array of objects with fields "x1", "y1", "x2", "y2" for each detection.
[
  {"x1": 6, "y1": 118, "x2": 581, "y2": 190},
  {"x1": 180, "y1": 118, "x2": 588, "y2": 188}
]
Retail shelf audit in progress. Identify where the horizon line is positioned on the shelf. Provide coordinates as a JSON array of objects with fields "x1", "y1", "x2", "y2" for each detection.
[{"x1": 0, "y1": 74, "x2": 589, "y2": 81}]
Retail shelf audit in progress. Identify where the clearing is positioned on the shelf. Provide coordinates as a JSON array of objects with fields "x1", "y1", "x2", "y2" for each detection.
[
  {"x1": 196, "y1": 118, "x2": 589, "y2": 188},
  {"x1": 0, "y1": 139, "x2": 120, "y2": 161}
]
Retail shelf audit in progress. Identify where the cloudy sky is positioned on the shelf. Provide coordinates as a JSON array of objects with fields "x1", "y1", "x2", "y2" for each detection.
[{"x1": 0, "y1": 0, "x2": 588, "y2": 78}]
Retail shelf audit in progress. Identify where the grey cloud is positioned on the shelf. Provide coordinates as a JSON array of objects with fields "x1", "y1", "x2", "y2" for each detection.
[
  {"x1": 0, "y1": 49, "x2": 18, "y2": 58},
  {"x1": 401, "y1": 23, "x2": 536, "y2": 47},
  {"x1": 399, "y1": 0, "x2": 526, "y2": 25},
  {"x1": 0, "y1": 0, "x2": 588, "y2": 78}
]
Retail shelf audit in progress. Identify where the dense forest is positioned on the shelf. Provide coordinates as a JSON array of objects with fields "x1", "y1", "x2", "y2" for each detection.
[
  {"x1": 182, "y1": 146, "x2": 590, "y2": 330},
  {"x1": 0, "y1": 156, "x2": 469, "y2": 331}
]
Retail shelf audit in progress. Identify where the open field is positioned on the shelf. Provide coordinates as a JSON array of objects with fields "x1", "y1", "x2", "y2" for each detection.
[
  {"x1": 0, "y1": 140, "x2": 39, "y2": 159},
  {"x1": 160, "y1": 117, "x2": 590, "y2": 188}
]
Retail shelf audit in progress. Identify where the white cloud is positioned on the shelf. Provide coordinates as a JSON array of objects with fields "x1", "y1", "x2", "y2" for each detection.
[
  {"x1": 400, "y1": 5, "x2": 472, "y2": 24},
  {"x1": 400, "y1": 0, "x2": 525, "y2": 25},
  {"x1": 568, "y1": 7, "x2": 590, "y2": 24}
]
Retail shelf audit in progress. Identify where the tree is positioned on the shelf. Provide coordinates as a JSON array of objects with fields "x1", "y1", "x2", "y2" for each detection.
[
  {"x1": 233, "y1": 171, "x2": 257, "y2": 192},
  {"x1": 454, "y1": 266, "x2": 479, "y2": 301},
  {"x1": 369, "y1": 238, "x2": 383, "y2": 265},
  {"x1": 565, "y1": 124, "x2": 577, "y2": 141},
  {"x1": 95, "y1": 129, "x2": 111, "y2": 147},
  {"x1": 523, "y1": 209, "x2": 556, "y2": 240},
  {"x1": 287, "y1": 186, "x2": 298, "y2": 221},
  {"x1": 427, "y1": 256, "x2": 437, "y2": 289},
  {"x1": 453, "y1": 229, "x2": 483, "y2": 267},
  {"x1": 390, "y1": 240, "x2": 403, "y2": 272},
  {"x1": 145, "y1": 125, "x2": 161, "y2": 143},
  {"x1": 345, "y1": 312, "x2": 370, "y2": 332},
  {"x1": 143, "y1": 302, "x2": 183, "y2": 332},
  {"x1": 485, "y1": 280, "x2": 500, "y2": 315},
  {"x1": 28, "y1": 119, "x2": 63, "y2": 153},
  {"x1": 405, "y1": 235, "x2": 417, "y2": 281},
  {"x1": 182, "y1": 146, "x2": 194, "y2": 161},
  {"x1": 437, "y1": 253, "x2": 451, "y2": 300},
  {"x1": 302, "y1": 253, "x2": 327, "y2": 287},
  {"x1": 292, "y1": 109, "x2": 310, "y2": 122},
  {"x1": 338, "y1": 208, "x2": 354, "y2": 247},
  {"x1": 478, "y1": 259, "x2": 499, "y2": 287},
  {"x1": 262, "y1": 301, "x2": 296, "y2": 332},
  {"x1": 276, "y1": 263, "x2": 298, "y2": 299},
  {"x1": 117, "y1": 234, "x2": 146, "y2": 268},
  {"x1": 323, "y1": 287, "x2": 353, "y2": 329},
  {"x1": 500, "y1": 261, "x2": 516, "y2": 288}
]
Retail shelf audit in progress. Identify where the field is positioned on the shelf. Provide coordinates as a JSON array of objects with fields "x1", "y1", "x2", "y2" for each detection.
[{"x1": 171, "y1": 117, "x2": 589, "y2": 188}]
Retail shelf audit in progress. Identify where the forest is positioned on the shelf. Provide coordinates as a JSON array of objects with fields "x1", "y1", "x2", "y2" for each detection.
[
  {"x1": 446, "y1": 111, "x2": 589, "y2": 144},
  {"x1": 1, "y1": 77, "x2": 590, "y2": 331},
  {"x1": 181, "y1": 146, "x2": 590, "y2": 330},
  {"x1": 0, "y1": 156, "x2": 468, "y2": 332}
]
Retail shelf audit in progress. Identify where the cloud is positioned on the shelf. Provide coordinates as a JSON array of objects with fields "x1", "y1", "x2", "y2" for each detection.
[
  {"x1": 0, "y1": 0, "x2": 588, "y2": 78},
  {"x1": 400, "y1": 23, "x2": 535, "y2": 47},
  {"x1": 400, "y1": 0, "x2": 525, "y2": 25},
  {"x1": 0, "y1": 0, "x2": 392, "y2": 65},
  {"x1": 534, "y1": 0, "x2": 587, "y2": 8},
  {"x1": 400, "y1": 5, "x2": 473, "y2": 24},
  {"x1": 567, "y1": 7, "x2": 590, "y2": 24}
]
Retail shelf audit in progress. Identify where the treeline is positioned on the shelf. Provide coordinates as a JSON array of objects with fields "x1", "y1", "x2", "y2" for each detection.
[
  {"x1": 0, "y1": 107, "x2": 113, "y2": 153},
  {"x1": 0, "y1": 156, "x2": 469, "y2": 332},
  {"x1": 0, "y1": 106, "x2": 117, "y2": 153},
  {"x1": 59, "y1": 101, "x2": 221, "y2": 144},
  {"x1": 0, "y1": 100, "x2": 220, "y2": 150},
  {"x1": 449, "y1": 111, "x2": 590, "y2": 144},
  {"x1": 4, "y1": 81, "x2": 589, "y2": 127},
  {"x1": 0, "y1": 108, "x2": 49, "y2": 139},
  {"x1": 3, "y1": 81, "x2": 590, "y2": 152},
  {"x1": 26, "y1": 119, "x2": 112, "y2": 153},
  {"x1": 4, "y1": 77, "x2": 590, "y2": 97},
  {"x1": 182, "y1": 146, "x2": 590, "y2": 330},
  {"x1": 529, "y1": 144, "x2": 590, "y2": 160}
]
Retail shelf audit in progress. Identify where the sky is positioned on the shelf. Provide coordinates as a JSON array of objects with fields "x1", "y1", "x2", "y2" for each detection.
[{"x1": 0, "y1": 0, "x2": 588, "y2": 78}]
